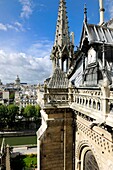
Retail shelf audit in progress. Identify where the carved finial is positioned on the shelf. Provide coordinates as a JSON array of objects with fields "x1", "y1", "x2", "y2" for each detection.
[
  {"x1": 56, "y1": 52, "x2": 60, "y2": 67},
  {"x1": 54, "y1": 0, "x2": 70, "y2": 47},
  {"x1": 99, "y1": 0, "x2": 105, "y2": 25},
  {"x1": 84, "y1": 4, "x2": 87, "y2": 23},
  {"x1": 102, "y1": 39, "x2": 105, "y2": 69}
]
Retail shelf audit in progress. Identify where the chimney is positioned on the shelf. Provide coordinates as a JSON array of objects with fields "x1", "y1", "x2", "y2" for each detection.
[{"x1": 99, "y1": 0, "x2": 105, "y2": 25}]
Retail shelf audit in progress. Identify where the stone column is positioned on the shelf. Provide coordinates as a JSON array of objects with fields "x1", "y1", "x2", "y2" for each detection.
[
  {"x1": 6, "y1": 144, "x2": 10, "y2": 170},
  {"x1": 101, "y1": 82, "x2": 110, "y2": 119},
  {"x1": 68, "y1": 82, "x2": 73, "y2": 103},
  {"x1": 44, "y1": 82, "x2": 47, "y2": 105},
  {"x1": 64, "y1": 110, "x2": 66, "y2": 170},
  {"x1": 99, "y1": 0, "x2": 105, "y2": 25},
  {"x1": 37, "y1": 139, "x2": 40, "y2": 170}
]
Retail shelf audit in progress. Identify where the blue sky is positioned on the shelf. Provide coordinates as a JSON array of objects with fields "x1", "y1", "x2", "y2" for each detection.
[{"x1": 0, "y1": 0, "x2": 112, "y2": 84}]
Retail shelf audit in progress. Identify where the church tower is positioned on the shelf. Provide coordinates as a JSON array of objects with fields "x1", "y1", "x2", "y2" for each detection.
[
  {"x1": 50, "y1": 0, "x2": 74, "y2": 73},
  {"x1": 37, "y1": 1, "x2": 75, "y2": 170}
]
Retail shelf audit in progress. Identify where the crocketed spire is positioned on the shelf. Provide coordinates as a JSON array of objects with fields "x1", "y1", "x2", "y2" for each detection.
[
  {"x1": 54, "y1": 0, "x2": 70, "y2": 47},
  {"x1": 50, "y1": 0, "x2": 74, "y2": 73}
]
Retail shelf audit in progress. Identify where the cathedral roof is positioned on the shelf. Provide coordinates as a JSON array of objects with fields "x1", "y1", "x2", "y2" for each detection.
[
  {"x1": 105, "y1": 18, "x2": 113, "y2": 29},
  {"x1": 80, "y1": 23, "x2": 113, "y2": 48},
  {"x1": 48, "y1": 67, "x2": 69, "y2": 89}
]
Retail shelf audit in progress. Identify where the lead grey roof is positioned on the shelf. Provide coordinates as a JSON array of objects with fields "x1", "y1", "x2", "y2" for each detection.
[
  {"x1": 105, "y1": 18, "x2": 113, "y2": 29},
  {"x1": 48, "y1": 67, "x2": 69, "y2": 89},
  {"x1": 80, "y1": 23, "x2": 113, "y2": 47}
]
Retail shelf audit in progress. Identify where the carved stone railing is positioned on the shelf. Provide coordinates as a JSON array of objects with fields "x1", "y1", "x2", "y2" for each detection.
[
  {"x1": 108, "y1": 91, "x2": 113, "y2": 113},
  {"x1": 70, "y1": 88, "x2": 103, "y2": 121},
  {"x1": 105, "y1": 90, "x2": 113, "y2": 126},
  {"x1": 73, "y1": 88, "x2": 102, "y2": 110},
  {"x1": 70, "y1": 87, "x2": 113, "y2": 128},
  {"x1": 37, "y1": 81, "x2": 113, "y2": 127},
  {"x1": 43, "y1": 92, "x2": 69, "y2": 107}
]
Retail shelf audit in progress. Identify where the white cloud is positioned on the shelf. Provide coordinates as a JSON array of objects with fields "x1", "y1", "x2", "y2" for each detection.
[
  {"x1": 106, "y1": 0, "x2": 113, "y2": 18},
  {"x1": 37, "y1": 3, "x2": 47, "y2": 12},
  {"x1": 0, "y1": 40, "x2": 53, "y2": 84},
  {"x1": 28, "y1": 40, "x2": 53, "y2": 58},
  {"x1": 19, "y1": 0, "x2": 33, "y2": 18},
  {"x1": 109, "y1": 6, "x2": 113, "y2": 18},
  {"x1": 7, "y1": 24, "x2": 19, "y2": 32},
  {"x1": 0, "y1": 22, "x2": 24, "y2": 32},
  {"x1": 14, "y1": 22, "x2": 25, "y2": 31},
  {"x1": 0, "y1": 23, "x2": 7, "y2": 31}
]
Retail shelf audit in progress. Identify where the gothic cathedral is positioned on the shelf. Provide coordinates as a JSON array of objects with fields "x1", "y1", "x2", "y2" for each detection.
[{"x1": 37, "y1": 0, "x2": 113, "y2": 169}]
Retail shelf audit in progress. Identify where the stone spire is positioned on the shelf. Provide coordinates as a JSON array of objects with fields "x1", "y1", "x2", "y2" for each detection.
[
  {"x1": 50, "y1": 0, "x2": 74, "y2": 73},
  {"x1": 54, "y1": 0, "x2": 70, "y2": 47},
  {"x1": 84, "y1": 4, "x2": 87, "y2": 23}
]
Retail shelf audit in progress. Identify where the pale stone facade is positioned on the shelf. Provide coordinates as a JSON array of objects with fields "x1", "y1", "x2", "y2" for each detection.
[
  {"x1": 38, "y1": 109, "x2": 73, "y2": 170},
  {"x1": 37, "y1": 67, "x2": 74, "y2": 169}
]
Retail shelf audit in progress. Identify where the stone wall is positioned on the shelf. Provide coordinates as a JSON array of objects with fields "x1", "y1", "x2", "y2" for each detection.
[
  {"x1": 76, "y1": 115, "x2": 113, "y2": 170},
  {"x1": 38, "y1": 108, "x2": 74, "y2": 170}
]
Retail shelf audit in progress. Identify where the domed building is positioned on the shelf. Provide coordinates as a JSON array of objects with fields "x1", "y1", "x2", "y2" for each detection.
[{"x1": 15, "y1": 75, "x2": 20, "y2": 86}]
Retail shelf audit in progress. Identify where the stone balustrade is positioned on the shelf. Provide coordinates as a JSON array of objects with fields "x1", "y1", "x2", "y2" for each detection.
[
  {"x1": 70, "y1": 87, "x2": 113, "y2": 127},
  {"x1": 44, "y1": 93, "x2": 68, "y2": 106},
  {"x1": 73, "y1": 88, "x2": 102, "y2": 112},
  {"x1": 38, "y1": 81, "x2": 113, "y2": 127}
]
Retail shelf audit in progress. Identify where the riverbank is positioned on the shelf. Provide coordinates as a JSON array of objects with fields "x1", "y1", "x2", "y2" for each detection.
[{"x1": 0, "y1": 130, "x2": 36, "y2": 137}]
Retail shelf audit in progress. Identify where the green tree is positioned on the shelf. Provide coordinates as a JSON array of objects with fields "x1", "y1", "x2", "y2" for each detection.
[
  {"x1": 7, "y1": 104, "x2": 19, "y2": 128},
  {"x1": 23, "y1": 105, "x2": 41, "y2": 119},
  {"x1": 35, "y1": 104, "x2": 41, "y2": 120},
  {"x1": 9, "y1": 92, "x2": 15, "y2": 100},
  {"x1": 22, "y1": 105, "x2": 41, "y2": 130},
  {"x1": 23, "y1": 105, "x2": 36, "y2": 129},
  {"x1": 23, "y1": 105, "x2": 37, "y2": 119},
  {"x1": 34, "y1": 105, "x2": 41, "y2": 129},
  {"x1": 0, "y1": 105, "x2": 8, "y2": 127},
  {"x1": 11, "y1": 155, "x2": 25, "y2": 170},
  {"x1": 20, "y1": 107, "x2": 24, "y2": 115}
]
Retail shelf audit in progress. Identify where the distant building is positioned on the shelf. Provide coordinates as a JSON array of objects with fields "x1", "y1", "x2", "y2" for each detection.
[
  {"x1": 0, "y1": 76, "x2": 38, "y2": 107},
  {"x1": 15, "y1": 75, "x2": 20, "y2": 86}
]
